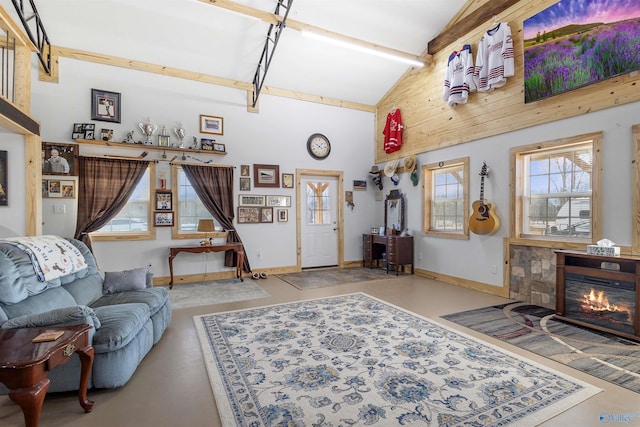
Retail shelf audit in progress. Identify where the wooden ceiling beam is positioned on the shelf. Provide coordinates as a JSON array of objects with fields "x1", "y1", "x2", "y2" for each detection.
[
  {"x1": 427, "y1": 0, "x2": 521, "y2": 55},
  {"x1": 200, "y1": 0, "x2": 427, "y2": 65}
]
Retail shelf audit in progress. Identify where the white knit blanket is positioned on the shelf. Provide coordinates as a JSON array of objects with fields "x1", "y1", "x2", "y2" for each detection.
[{"x1": 1, "y1": 235, "x2": 87, "y2": 282}]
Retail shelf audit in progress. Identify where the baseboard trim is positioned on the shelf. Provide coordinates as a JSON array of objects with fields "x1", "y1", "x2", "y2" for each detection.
[{"x1": 415, "y1": 268, "x2": 510, "y2": 298}]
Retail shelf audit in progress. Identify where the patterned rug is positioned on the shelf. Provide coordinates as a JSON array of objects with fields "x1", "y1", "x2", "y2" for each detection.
[
  {"x1": 277, "y1": 267, "x2": 400, "y2": 290},
  {"x1": 168, "y1": 278, "x2": 269, "y2": 309},
  {"x1": 194, "y1": 293, "x2": 600, "y2": 426},
  {"x1": 441, "y1": 302, "x2": 640, "y2": 394}
]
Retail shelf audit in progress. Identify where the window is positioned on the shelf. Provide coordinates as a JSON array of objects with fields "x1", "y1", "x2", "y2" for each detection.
[
  {"x1": 305, "y1": 181, "x2": 331, "y2": 225},
  {"x1": 92, "y1": 164, "x2": 155, "y2": 240},
  {"x1": 423, "y1": 157, "x2": 469, "y2": 239},
  {"x1": 171, "y1": 166, "x2": 223, "y2": 239},
  {"x1": 511, "y1": 132, "x2": 602, "y2": 241}
]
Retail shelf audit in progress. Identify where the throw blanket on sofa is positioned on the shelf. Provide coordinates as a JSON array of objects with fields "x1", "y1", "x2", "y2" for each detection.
[{"x1": 0, "y1": 235, "x2": 87, "y2": 282}]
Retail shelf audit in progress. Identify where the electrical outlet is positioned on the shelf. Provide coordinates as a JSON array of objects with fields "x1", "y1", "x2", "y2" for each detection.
[
  {"x1": 257, "y1": 250, "x2": 262, "y2": 259},
  {"x1": 53, "y1": 205, "x2": 65, "y2": 214},
  {"x1": 491, "y1": 265, "x2": 497, "y2": 274}
]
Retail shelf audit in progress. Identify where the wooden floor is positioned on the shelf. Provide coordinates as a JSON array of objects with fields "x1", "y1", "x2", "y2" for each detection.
[{"x1": 1, "y1": 274, "x2": 637, "y2": 426}]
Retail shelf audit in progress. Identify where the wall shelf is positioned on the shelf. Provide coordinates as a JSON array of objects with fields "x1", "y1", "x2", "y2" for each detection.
[{"x1": 74, "y1": 138, "x2": 227, "y2": 156}]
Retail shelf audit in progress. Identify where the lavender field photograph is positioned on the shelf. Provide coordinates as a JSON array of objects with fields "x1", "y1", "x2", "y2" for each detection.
[{"x1": 523, "y1": 0, "x2": 640, "y2": 103}]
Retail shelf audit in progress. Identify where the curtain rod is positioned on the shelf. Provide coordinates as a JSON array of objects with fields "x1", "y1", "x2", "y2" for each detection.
[{"x1": 80, "y1": 154, "x2": 156, "y2": 162}]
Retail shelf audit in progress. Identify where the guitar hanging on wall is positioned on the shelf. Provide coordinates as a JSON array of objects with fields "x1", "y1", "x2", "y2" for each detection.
[{"x1": 469, "y1": 161, "x2": 500, "y2": 235}]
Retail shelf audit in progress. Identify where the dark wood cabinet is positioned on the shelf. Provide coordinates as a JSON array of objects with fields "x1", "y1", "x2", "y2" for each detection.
[{"x1": 363, "y1": 234, "x2": 414, "y2": 275}]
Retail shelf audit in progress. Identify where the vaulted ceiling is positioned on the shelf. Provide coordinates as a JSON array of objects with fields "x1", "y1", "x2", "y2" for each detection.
[{"x1": 8, "y1": 0, "x2": 513, "y2": 109}]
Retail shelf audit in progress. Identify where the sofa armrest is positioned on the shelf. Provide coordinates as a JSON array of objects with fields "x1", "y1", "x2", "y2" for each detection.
[{"x1": 0, "y1": 305, "x2": 101, "y2": 330}]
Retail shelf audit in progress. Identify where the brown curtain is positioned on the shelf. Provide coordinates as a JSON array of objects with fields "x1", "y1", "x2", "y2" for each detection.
[
  {"x1": 182, "y1": 164, "x2": 251, "y2": 273},
  {"x1": 74, "y1": 156, "x2": 149, "y2": 251}
]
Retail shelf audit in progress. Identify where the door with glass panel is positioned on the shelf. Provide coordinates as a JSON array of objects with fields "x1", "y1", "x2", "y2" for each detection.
[{"x1": 301, "y1": 175, "x2": 338, "y2": 268}]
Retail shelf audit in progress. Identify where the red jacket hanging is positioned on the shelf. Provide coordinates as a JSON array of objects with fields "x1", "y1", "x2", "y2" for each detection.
[{"x1": 383, "y1": 109, "x2": 403, "y2": 154}]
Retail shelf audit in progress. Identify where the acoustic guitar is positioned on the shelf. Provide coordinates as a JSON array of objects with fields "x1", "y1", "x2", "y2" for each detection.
[{"x1": 469, "y1": 161, "x2": 499, "y2": 235}]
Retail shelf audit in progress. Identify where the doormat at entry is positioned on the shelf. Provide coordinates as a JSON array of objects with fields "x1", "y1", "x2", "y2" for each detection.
[{"x1": 276, "y1": 267, "x2": 400, "y2": 290}]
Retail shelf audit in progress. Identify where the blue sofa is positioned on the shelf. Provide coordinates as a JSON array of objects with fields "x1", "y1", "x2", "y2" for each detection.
[{"x1": 0, "y1": 237, "x2": 171, "y2": 392}]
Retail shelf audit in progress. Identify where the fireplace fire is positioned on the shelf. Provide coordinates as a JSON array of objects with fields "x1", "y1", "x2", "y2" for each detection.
[{"x1": 555, "y1": 250, "x2": 640, "y2": 342}]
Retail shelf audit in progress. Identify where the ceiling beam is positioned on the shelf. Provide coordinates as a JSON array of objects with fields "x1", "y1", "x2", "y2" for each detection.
[
  {"x1": 51, "y1": 46, "x2": 375, "y2": 113},
  {"x1": 427, "y1": 0, "x2": 521, "y2": 55},
  {"x1": 200, "y1": 0, "x2": 428, "y2": 65}
]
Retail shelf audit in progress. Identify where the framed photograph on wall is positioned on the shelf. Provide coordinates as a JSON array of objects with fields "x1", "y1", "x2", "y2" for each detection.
[
  {"x1": 47, "y1": 180, "x2": 62, "y2": 197},
  {"x1": 0, "y1": 150, "x2": 7, "y2": 206},
  {"x1": 238, "y1": 194, "x2": 265, "y2": 206},
  {"x1": 277, "y1": 209, "x2": 288, "y2": 222},
  {"x1": 200, "y1": 138, "x2": 214, "y2": 151},
  {"x1": 200, "y1": 114, "x2": 224, "y2": 135},
  {"x1": 91, "y1": 89, "x2": 121, "y2": 123},
  {"x1": 260, "y1": 207, "x2": 273, "y2": 223},
  {"x1": 253, "y1": 164, "x2": 280, "y2": 188},
  {"x1": 282, "y1": 173, "x2": 294, "y2": 188},
  {"x1": 266, "y1": 195, "x2": 291, "y2": 207},
  {"x1": 213, "y1": 142, "x2": 226, "y2": 153},
  {"x1": 237, "y1": 207, "x2": 261, "y2": 224},
  {"x1": 240, "y1": 165, "x2": 250, "y2": 176},
  {"x1": 154, "y1": 211, "x2": 174, "y2": 226},
  {"x1": 239, "y1": 177, "x2": 251, "y2": 191},
  {"x1": 155, "y1": 191, "x2": 172, "y2": 210},
  {"x1": 42, "y1": 142, "x2": 79, "y2": 176},
  {"x1": 61, "y1": 180, "x2": 75, "y2": 198}
]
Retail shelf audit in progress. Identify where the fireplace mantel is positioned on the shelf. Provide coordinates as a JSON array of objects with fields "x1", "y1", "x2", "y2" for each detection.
[{"x1": 555, "y1": 250, "x2": 640, "y2": 341}]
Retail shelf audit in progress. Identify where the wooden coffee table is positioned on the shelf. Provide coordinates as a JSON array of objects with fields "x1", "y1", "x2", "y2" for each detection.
[{"x1": 0, "y1": 324, "x2": 94, "y2": 427}]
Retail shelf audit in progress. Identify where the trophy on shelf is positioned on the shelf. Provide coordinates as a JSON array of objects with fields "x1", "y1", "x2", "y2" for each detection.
[
  {"x1": 173, "y1": 122, "x2": 186, "y2": 149},
  {"x1": 138, "y1": 118, "x2": 158, "y2": 146}
]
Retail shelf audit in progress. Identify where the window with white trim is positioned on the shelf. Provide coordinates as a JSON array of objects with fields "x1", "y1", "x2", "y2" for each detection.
[
  {"x1": 511, "y1": 133, "x2": 601, "y2": 241},
  {"x1": 423, "y1": 157, "x2": 469, "y2": 238}
]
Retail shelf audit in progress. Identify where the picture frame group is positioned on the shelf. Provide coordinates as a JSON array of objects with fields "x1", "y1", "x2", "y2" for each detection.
[
  {"x1": 237, "y1": 206, "x2": 273, "y2": 224},
  {"x1": 42, "y1": 142, "x2": 79, "y2": 176},
  {"x1": 42, "y1": 179, "x2": 75, "y2": 198},
  {"x1": 238, "y1": 194, "x2": 291, "y2": 207},
  {"x1": 71, "y1": 123, "x2": 95, "y2": 140}
]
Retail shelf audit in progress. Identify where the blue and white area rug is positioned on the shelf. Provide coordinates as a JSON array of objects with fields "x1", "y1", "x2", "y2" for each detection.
[{"x1": 194, "y1": 293, "x2": 601, "y2": 426}]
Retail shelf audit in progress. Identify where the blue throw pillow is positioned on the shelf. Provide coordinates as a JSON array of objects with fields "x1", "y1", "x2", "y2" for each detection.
[{"x1": 103, "y1": 268, "x2": 147, "y2": 294}]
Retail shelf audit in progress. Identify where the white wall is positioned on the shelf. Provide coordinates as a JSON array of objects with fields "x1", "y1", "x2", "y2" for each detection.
[{"x1": 27, "y1": 58, "x2": 379, "y2": 277}]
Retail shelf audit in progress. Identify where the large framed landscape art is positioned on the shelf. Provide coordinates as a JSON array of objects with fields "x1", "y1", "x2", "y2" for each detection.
[{"x1": 523, "y1": 0, "x2": 640, "y2": 103}]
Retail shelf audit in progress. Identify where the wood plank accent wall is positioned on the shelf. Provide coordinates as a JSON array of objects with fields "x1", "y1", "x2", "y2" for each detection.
[{"x1": 375, "y1": 0, "x2": 640, "y2": 162}]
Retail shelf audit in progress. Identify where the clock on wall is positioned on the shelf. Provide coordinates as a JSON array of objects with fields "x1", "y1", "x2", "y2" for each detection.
[{"x1": 307, "y1": 133, "x2": 331, "y2": 160}]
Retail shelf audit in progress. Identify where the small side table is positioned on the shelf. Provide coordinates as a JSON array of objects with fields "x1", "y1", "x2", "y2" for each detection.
[{"x1": 0, "y1": 324, "x2": 95, "y2": 427}]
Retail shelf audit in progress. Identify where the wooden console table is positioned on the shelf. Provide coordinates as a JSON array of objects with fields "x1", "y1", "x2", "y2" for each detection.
[
  {"x1": 168, "y1": 243, "x2": 244, "y2": 288},
  {"x1": 363, "y1": 233, "x2": 414, "y2": 275},
  {"x1": 0, "y1": 324, "x2": 94, "y2": 427}
]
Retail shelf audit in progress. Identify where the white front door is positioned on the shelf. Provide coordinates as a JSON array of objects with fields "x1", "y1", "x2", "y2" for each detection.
[{"x1": 301, "y1": 175, "x2": 339, "y2": 268}]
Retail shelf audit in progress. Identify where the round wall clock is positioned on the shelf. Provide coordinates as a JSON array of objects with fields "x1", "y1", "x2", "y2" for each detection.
[{"x1": 307, "y1": 133, "x2": 331, "y2": 160}]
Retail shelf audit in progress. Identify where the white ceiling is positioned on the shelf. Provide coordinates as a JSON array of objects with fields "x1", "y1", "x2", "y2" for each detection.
[{"x1": 10, "y1": 0, "x2": 469, "y2": 106}]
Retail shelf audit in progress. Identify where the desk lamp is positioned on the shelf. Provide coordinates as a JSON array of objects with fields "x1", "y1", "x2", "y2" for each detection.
[{"x1": 197, "y1": 219, "x2": 215, "y2": 246}]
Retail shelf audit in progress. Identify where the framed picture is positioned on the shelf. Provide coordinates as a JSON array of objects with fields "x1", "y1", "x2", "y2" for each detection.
[
  {"x1": 260, "y1": 207, "x2": 273, "y2": 223},
  {"x1": 72, "y1": 123, "x2": 85, "y2": 140},
  {"x1": 277, "y1": 209, "x2": 288, "y2": 222},
  {"x1": 282, "y1": 173, "x2": 294, "y2": 188},
  {"x1": 155, "y1": 191, "x2": 172, "y2": 210},
  {"x1": 42, "y1": 142, "x2": 79, "y2": 176},
  {"x1": 524, "y1": 0, "x2": 640, "y2": 104},
  {"x1": 240, "y1": 165, "x2": 250, "y2": 176},
  {"x1": 154, "y1": 211, "x2": 174, "y2": 226},
  {"x1": 61, "y1": 180, "x2": 75, "y2": 198},
  {"x1": 200, "y1": 114, "x2": 224, "y2": 135},
  {"x1": 266, "y1": 195, "x2": 291, "y2": 207},
  {"x1": 239, "y1": 177, "x2": 251, "y2": 191},
  {"x1": 238, "y1": 194, "x2": 265, "y2": 206},
  {"x1": 0, "y1": 150, "x2": 7, "y2": 206},
  {"x1": 47, "y1": 180, "x2": 62, "y2": 197},
  {"x1": 237, "y1": 206, "x2": 261, "y2": 223},
  {"x1": 200, "y1": 138, "x2": 214, "y2": 151},
  {"x1": 42, "y1": 179, "x2": 49, "y2": 198},
  {"x1": 82, "y1": 123, "x2": 95, "y2": 140},
  {"x1": 100, "y1": 128, "x2": 114, "y2": 141},
  {"x1": 253, "y1": 164, "x2": 280, "y2": 188},
  {"x1": 213, "y1": 142, "x2": 226, "y2": 153},
  {"x1": 91, "y1": 89, "x2": 121, "y2": 123},
  {"x1": 353, "y1": 180, "x2": 367, "y2": 190}
]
